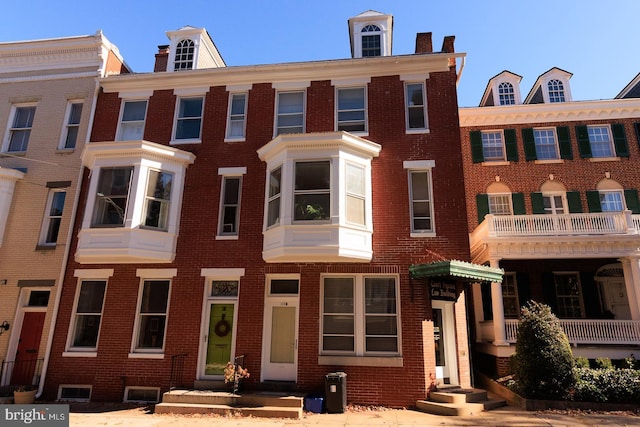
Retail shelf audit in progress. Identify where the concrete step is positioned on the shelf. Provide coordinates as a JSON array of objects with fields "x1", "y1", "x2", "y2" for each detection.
[
  {"x1": 154, "y1": 402, "x2": 302, "y2": 419},
  {"x1": 429, "y1": 388, "x2": 488, "y2": 404},
  {"x1": 416, "y1": 397, "x2": 506, "y2": 416},
  {"x1": 162, "y1": 390, "x2": 303, "y2": 408}
]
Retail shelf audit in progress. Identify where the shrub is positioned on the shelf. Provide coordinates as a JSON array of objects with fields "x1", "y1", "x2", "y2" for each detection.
[
  {"x1": 573, "y1": 367, "x2": 640, "y2": 403},
  {"x1": 595, "y1": 357, "x2": 613, "y2": 370},
  {"x1": 574, "y1": 357, "x2": 590, "y2": 368},
  {"x1": 511, "y1": 301, "x2": 576, "y2": 400},
  {"x1": 622, "y1": 355, "x2": 638, "y2": 370}
]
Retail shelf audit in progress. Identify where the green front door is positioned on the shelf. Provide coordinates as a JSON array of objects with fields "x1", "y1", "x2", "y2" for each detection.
[{"x1": 205, "y1": 303, "x2": 234, "y2": 375}]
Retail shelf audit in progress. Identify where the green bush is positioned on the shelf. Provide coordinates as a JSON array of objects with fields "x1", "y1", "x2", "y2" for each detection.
[
  {"x1": 622, "y1": 355, "x2": 638, "y2": 370},
  {"x1": 595, "y1": 357, "x2": 613, "y2": 370},
  {"x1": 511, "y1": 301, "x2": 576, "y2": 399},
  {"x1": 574, "y1": 357, "x2": 590, "y2": 368},
  {"x1": 573, "y1": 367, "x2": 640, "y2": 403}
]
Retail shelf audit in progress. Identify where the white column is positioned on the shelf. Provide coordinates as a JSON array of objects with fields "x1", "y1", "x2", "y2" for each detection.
[
  {"x1": 489, "y1": 258, "x2": 508, "y2": 346},
  {"x1": 471, "y1": 282, "x2": 484, "y2": 343},
  {"x1": 619, "y1": 257, "x2": 640, "y2": 320}
]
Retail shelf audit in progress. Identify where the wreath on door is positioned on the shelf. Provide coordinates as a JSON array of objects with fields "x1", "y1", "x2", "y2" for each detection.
[{"x1": 214, "y1": 319, "x2": 231, "y2": 337}]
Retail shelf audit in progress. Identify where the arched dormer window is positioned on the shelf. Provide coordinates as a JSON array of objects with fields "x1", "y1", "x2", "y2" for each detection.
[
  {"x1": 361, "y1": 25, "x2": 381, "y2": 57},
  {"x1": 498, "y1": 82, "x2": 515, "y2": 105},
  {"x1": 547, "y1": 79, "x2": 565, "y2": 103},
  {"x1": 174, "y1": 39, "x2": 195, "y2": 71}
]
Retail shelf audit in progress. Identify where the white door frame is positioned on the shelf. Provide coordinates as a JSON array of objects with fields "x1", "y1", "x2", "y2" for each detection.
[{"x1": 432, "y1": 300, "x2": 459, "y2": 386}]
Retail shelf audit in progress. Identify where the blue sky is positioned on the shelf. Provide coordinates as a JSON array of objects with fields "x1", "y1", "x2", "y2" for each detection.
[{"x1": 2, "y1": 0, "x2": 640, "y2": 107}]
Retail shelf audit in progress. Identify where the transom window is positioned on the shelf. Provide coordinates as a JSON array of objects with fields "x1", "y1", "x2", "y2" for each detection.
[
  {"x1": 294, "y1": 161, "x2": 330, "y2": 221},
  {"x1": 361, "y1": 25, "x2": 381, "y2": 57},
  {"x1": 71, "y1": 280, "x2": 107, "y2": 349},
  {"x1": 502, "y1": 273, "x2": 519, "y2": 318},
  {"x1": 547, "y1": 79, "x2": 565, "y2": 103},
  {"x1": 174, "y1": 39, "x2": 195, "y2": 71},
  {"x1": 337, "y1": 87, "x2": 366, "y2": 132},
  {"x1": 498, "y1": 82, "x2": 515, "y2": 105},
  {"x1": 118, "y1": 100, "x2": 147, "y2": 141},
  {"x1": 276, "y1": 91, "x2": 304, "y2": 135},
  {"x1": 405, "y1": 83, "x2": 426, "y2": 130},
  {"x1": 587, "y1": 126, "x2": 614, "y2": 158},
  {"x1": 554, "y1": 273, "x2": 584, "y2": 318},
  {"x1": 599, "y1": 191, "x2": 624, "y2": 212},
  {"x1": 7, "y1": 105, "x2": 36, "y2": 152},
  {"x1": 93, "y1": 167, "x2": 133, "y2": 227},
  {"x1": 481, "y1": 131, "x2": 505, "y2": 161},
  {"x1": 62, "y1": 102, "x2": 83, "y2": 149},
  {"x1": 174, "y1": 97, "x2": 203, "y2": 141},
  {"x1": 533, "y1": 128, "x2": 558, "y2": 160},
  {"x1": 488, "y1": 194, "x2": 512, "y2": 215},
  {"x1": 143, "y1": 170, "x2": 173, "y2": 230},
  {"x1": 226, "y1": 93, "x2": 247, "y2": 139},
  {"x1": 134, "y1": 280, "x2": 170, "y2": 351},
  {"x1": 322, "y1": 275, "x2": 399, "y2": 354}
]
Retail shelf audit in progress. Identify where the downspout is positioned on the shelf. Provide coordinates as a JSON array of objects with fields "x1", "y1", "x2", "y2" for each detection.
[
  {"x1": 456, "y1": 55, "x2": 466, "y2": 86},
  {"x1": 37, "y1": 35, "x2": 104, "y2": 399}
]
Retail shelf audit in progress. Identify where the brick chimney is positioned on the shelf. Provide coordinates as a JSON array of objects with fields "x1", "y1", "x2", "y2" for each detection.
[
  {"x1": 441, "y1": 35, "x2": 455, "y2": 53},
  {"x1": 415, "y1": 32, "x2": 432, "y2": 53},
  {"x1": 154, "y1": 45, "x2": 170, "y2": 72}
]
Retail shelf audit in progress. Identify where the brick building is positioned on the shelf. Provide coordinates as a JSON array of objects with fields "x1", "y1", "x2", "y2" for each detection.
[
  {"x1": 460, "y1": 68, "x2": 640, "y2": 376},
  {"x1": 0, "y1": 33, "x2": 128, "y2": 394},
  {"x1": 43, "y1": 11, "x2": 500, "y2": 406}
]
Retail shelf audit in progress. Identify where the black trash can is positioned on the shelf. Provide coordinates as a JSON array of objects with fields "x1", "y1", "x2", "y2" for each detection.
[{"x1": 324, "y1": 371, "x2": 347, "y2": 413}]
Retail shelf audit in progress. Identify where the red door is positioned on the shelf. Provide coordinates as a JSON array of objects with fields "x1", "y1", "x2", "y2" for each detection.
[{"x1": 10, "y1": 312, "x2": 45, "y2": 386}]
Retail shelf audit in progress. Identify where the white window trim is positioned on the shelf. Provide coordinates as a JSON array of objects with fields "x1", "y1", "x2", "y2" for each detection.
[
  {"x1": 129, "y1": 269, "x2": 176, "y2": 357},
  {"x1": 57, "y1": 385, "x2": 92, "y2": 402},
  {"x1": 488, "y1": 193, "x2": 514, "y2": 215},
  {"x1": 542, "y1": 192, "x2": 568, "y2": 214},
  {"x1": 481, "y1": 130, "x2": 507, "y2": 162},
  {"x1": 2, "y1": 102, "x2": 37, "y2": 153},
  {"x1": 225, "y1": 92, "x2": 248, "y2": 142},
  {"x1": 216, "y1": 168, "x2": 246, "y2": 240},
  {"x1": 141, "y1": 168, "x2": 174, "y2": 232},
  {"x1": 320, "y1": 274, "x2": 401, "y2": 358},
  {"x1": 335, "y1": 86, "x2": 368, "y2": 136},
  {"x1": 116, "y1": 99, "x2": 149, "y2": 142},
  {"x1": 171, "y1": 93, "x2": 205, "y2": 145},
  {"x1": 274, "y1": 90, "x2": 306, "y2": 137},
  {"x1": 403, "y1": 81, "x2": 429, "y2": 133},
  {"x1": 38, "y1": 189, "x2": 66, "y2": 246},
  {"x1": 124, "y1": 386, "x2": 160, "y2": 403},
  {"x1": 587, "y1": 124, "x2": 616, "y2": 159},
  {"x1": 533, "y1": 127, "x2": 560, "y2": 161},
  {"x1": 404, "y1": 160, "x2": 436, "y2": 237},
  {"x1": 58, "y1": 100, "x2": 83, "y2": 150}
]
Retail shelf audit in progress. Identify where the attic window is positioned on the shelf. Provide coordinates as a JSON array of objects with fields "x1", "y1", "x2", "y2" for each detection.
[
  {"x1": 361, "y1": 25, "x2": 381, "y2": 57},
  {"x1": 498, "y1": 82, "x2": 515, "y2": 105},
  {"x1": 547, "y1": 79, "x2": 565, "y2": 103},
  {"x1": 174, "y1": 39, "x2": 195, "y2": 71}
]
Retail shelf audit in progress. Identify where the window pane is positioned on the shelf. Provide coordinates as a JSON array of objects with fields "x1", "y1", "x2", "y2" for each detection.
[
  {"x1": 295, "y1": 161, "x2": 329, "y2": 191},
  {"x1": 230, "y1": 94, "x2": 246, "y2": 115},
  {"x1": 77, "y1": 281, "x2": 106, "y2": 313},
  {"x1": 534, "y1": 129, "x2": 558, "y2": 160},
  {"x1": 146, "y1": 171, "x2": 172, "y2": 200},
  {"x1": 600, "y1": 191, "x2": 624, "y2": 212},
  {"x1": 73, "y1": 315, "x2": 101, "y2": 347},
  {"x1": 323, "y1": 315, "x2": 355, "y2": 334},
  {"x1": 481, "y1": 132, "x2": 504, "y2": 160},
  {"x1": 270, "y1": 279, "x2": 299, "y2": 294},
  {"x1": 140, "y1": 280, "x2": 169, "y2": 313},
  {"x1": 176, "y1": 118, "x2": 201, "y2": 139},
  {"x1": 69, "y1": 103, "x2": 83, "y2": 124},
  {"x1": 323, "y1": 336, "x2": 354, "y2": 351},
  {"x1": 346, "y1": 195, "x2": 365, "y2": 225},
  {"x1": 365, "y1": 316, "x2": 397, "y2": 335},
  {"x1": 123, "y1": 101, "x2": 147, "y2": 121},
  {"x1": 294, "y1": 194, "x2": 329, "y2": 220},
  {"x1": 137, "y1": 315, "x2": 166, "y2": 348},
  {"x1": 179, "y1": 98, "x2": 202, "y2": 117},
  {"x1": 366, "y1": 337, "x2": 397, "y2": 352},
  {"x1": 365, "y1": 278, "x2": 396, "y2": 314},
  {"x1": 211, "y1": 280, "x2": 239, "y2": 297},
  {"x1": 489, "y1": 195, "x2": 511, "y2": 215},
  {"x1": 588, "y1": 126, "x2": 613, "y2": 158},
  {"x1": 338, "y1": 88, "x2": 365, "y2": 110},
  {"x1": 269, "y1": 167, "x2": 281, "y2": 198},
  {"x1": 144, "y1": 171, "x2": 172, "y2": 230},
  {"x1": 324, "y1": 278, "x2": 354, "y2": 313},
  {"x1": 14, "y1": 107, "x2": 35, "y2": 128}
]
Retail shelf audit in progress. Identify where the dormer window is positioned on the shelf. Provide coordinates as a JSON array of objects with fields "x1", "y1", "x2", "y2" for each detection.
[
  {"x1": 498, "y1": 82, "x2": 515, "y2": 105},
  {"x1": 174, "y1": 39, "x2": 195, "y2": 71},
  {"x1": 361, "y1": 25, "x2": 381, "y2": 57},
  {"x1": 547, "y1": 79, "x2": 565, "y2": 103}
]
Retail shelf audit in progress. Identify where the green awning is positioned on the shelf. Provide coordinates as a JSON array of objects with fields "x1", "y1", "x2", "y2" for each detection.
[{"x1": 409, "y1": 260, "x2": 504, "y2": 283}]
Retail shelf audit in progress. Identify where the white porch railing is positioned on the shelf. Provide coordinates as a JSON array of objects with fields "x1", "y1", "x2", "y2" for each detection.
[
  {"x1": 498, "y1": 319, "x2": 640, "y2": 345},
  {"x1": 484, "y1": 211, "x2": 639, "y2": 237}
]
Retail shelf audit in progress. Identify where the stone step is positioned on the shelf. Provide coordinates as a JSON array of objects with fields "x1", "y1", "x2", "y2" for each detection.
[
  {"x1": 154, "y1": 402, "x2": 302, "y2": 419},
  {"x1": 416, "y1": 397, "x2": 506, "y2": 417},
  {"x1": 429, "y1": 388, "x2": 488, "y2": 404},
  {"x1": 162, "y1": 390, "x2": 304, "y2": 408}
]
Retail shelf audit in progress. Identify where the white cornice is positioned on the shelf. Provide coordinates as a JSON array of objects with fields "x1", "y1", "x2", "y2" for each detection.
[
  {"x1": 81, "y1": 140, "x2": 196, "y2": 168},
  {"x1": 0, "y1": 71, "x2": 98, "y2": 84},
  {"x1": 459, "y1": 98, "x2": 640, "y2": 127},
  {"x1": 100, "y1": 53, "x2": 462, "y2": 93}
]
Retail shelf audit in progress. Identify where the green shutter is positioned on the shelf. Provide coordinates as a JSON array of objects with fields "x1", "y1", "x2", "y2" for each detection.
[
  {"x1": 634, "y1": 123, "x2": 640, "y2": 150},
  {"x1": 576, "y1": 125, "x2": 592, "y2": 158},
  {"x1": 512, "y1": 192, "x2": 526, "y2": 215},
  {"x1": 521, "y1": 128, "x2": 537, "y2": 161},
  {"x1": 531, "y1": 192, "x2": 544, "y2": 214},
  {"x1": 556, "y1": 126, "x2": 573, "y2": 160},
  {"x1": 586, "y1": 190, "x2": 602, "y2": 212},
  {"x1": 470, "y1": 131, "x2": 484, "y2": 163},
  {"x1": 624, "y1": 189, "x2": 640, "y2": 213},
  {"x1": 504, "y1": 129, "x2": 518, "y2": 161},
  {"x1": 476, "y1": 193, "x2": 489, "y2": 224},
  {"x1": 566, "y1": 191, "x2": 583, "y2": 213},
  {"x1": 611, "y1": 124, "x2": 629, "y2": 157}
]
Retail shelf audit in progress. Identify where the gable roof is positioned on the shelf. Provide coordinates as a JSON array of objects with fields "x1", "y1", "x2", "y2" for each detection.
[{"x1": 524, "y1": 67, "x2": 572, "y2": 104}]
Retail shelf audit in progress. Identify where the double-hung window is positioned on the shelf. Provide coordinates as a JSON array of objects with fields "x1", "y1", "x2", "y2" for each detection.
[
  {"x1": 218, "y1": 172, "x2": 243, "y2": 237},
  {"x1": 408, "y1": 169, "x2": 434, "y2": 234},
  {"x1": 543, "y1": 194, "x2": 566, "y2": 214},
  {"x1": 267, "y1": 167, "x2": 282, "y2": 227},
  {"x1": 276, "y1": 91, "x2": 304, "y2": 135},
  {"x1": 143, "y1": 170, "x2": 173, "y2": 230},
  {"x1": 70, "y1": 280, "x2": 107, "y2": 350},
  {"x1": 174, "y1": 97, "x2": 203, "y2": 141},
  {"x1": 481, "y1": 131, "x2": 505, "y2": 161},
  {"x1": 294, "y1": 161, "x2": 330, "y2": 221},
  {"x1": 134, "y1": 279, "x2": 170, "y2": 352},
  {"x1": 502, "y1": 273, "x2": 519, "y2": 318},
  {"x1": 93, "y1": 167, "x2": 133, "y2": 227},
  {"x1": 226, "y1": 93, "x2": 247, "y2": 140},
  {"x1": 6, "y1": 105, "x2": 36, "y2": 152},
  {"x1": 61, "y1": 102, "x2": 83, "y2": 149},
  {"x1": 337, "y1": 87, "x2": 366, "y2": 132},
  {"x1": 322, "y1": 275, "x2": 399, "y2": 355},
  {"x1": 346, "y1": 163, "x2": 365, "y2": 225},
  {"x1": 554, "y1": 273, "x2": 583, "y2": 318},
  {"x1": 40, "y1": 190, "x2": 66, "y2": 245},
  {"x1": 405, "y1": 83, "x2": 427, "y2": 131},
  {"x1": 118, "y1": 100, "x2": 147, "y2": 141},
  {"x1": 533, "y1": 128, "x2": 559, "y2": 160},
  {"x1": 488, "y1": 194, "x2": 512, "y2": 215},
  {"x1": 599, "y1": 191, "x2": 625, "y2": 212},
  {"x1": 587, "y1": 126, "x2": 614, "y2": 158}
]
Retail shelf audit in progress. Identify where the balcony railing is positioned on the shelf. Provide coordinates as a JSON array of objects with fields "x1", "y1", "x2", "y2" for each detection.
[
  {"x1": 483, "y1": 211, "x2": 638, "y2": 238},
  {"x1": 486, "y1": 319, "x2": 640, "y2": 345}
]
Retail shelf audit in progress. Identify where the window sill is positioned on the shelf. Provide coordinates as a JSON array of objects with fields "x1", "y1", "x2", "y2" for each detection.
[
  {"x1": 55, "y1": 148, "x2": 76, "y2": 154},
  {"x1": 1, "y1": 151, "x2": 26, "y2": 157},
  {"x1": 216, "y1": 235, "x2": 239, "y2": 240},
  {"x1": 534, "y1": 159, "x2": 564, "y2": 164},
  {"x1": 128, "y1": 352, "x2": 165, "y2": 359},
  {"x1": 405, "y1": 128, "x2": 430, "y2": 135},
  {"x1": 62, "y1": 351, "x2": 97, "y2": 358},
  {"x1": 35, "y1": 244, "x2": 57, "y2": 251},
  {"x1": 589, "y1": 156, "x2": 621, "y2": 163},
  {"x1": 224, "y1": 137, "x2": 246, "y2": 143},
  {"x1": 170, "y1": 138, "x2": 201, "y2": 145},
  {"x1": 410, "y1": 231, "x2": 436, "y2": 238},
  {"x1": 318, "y1": 355, "x2": 403, "y2": 367},
  {"x1": 481, "y1": 160, "x2": 509, "y2": 166}
]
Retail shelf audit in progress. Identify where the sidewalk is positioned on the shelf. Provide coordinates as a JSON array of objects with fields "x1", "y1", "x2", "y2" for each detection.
[{"x1": 68, "y1": 404, "x2": 640, "y2": 426}]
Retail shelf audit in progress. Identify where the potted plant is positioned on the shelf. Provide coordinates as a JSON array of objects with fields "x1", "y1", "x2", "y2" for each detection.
[{"x1": 13, "y1": 386, "x2": 36, "y2": 404}]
